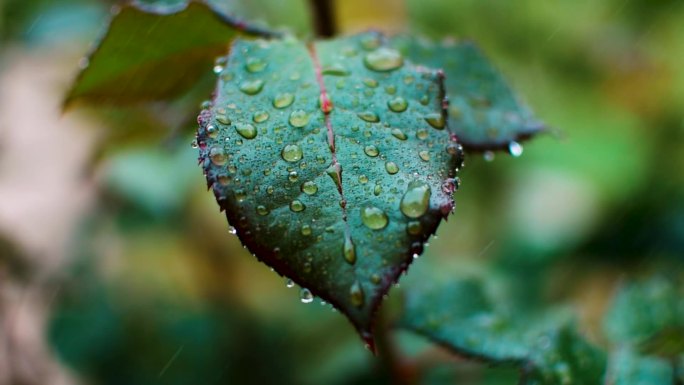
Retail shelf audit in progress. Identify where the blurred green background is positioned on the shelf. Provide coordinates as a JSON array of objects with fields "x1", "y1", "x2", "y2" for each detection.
[{"x1": 0, "y1": 0, "x2": 683, "y2": 384}]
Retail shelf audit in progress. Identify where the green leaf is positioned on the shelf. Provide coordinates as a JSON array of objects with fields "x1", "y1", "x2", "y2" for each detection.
[
  {"x1": 64, "y1": 0, "x2": 277, "y2": 107},
  {"x1": 392, "y1": 36, "x2": 545, "y2": 152},
  {"x1": 603, "y1": 276, "x2": 684, "y2": 358},
  {"x1": 197, "y1": 32, "x2": 464, "y2": 346},
  {"x1": 605, "y1": 348, "x2": 674, "y2": 385},
  {"x1": 399, "y1": 278, "x2": 607, "y2": 384}
]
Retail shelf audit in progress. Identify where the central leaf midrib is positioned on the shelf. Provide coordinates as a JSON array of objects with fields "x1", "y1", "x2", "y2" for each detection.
[{"x1": 306, "y1": 43, "x2": 356, "y2": 269}]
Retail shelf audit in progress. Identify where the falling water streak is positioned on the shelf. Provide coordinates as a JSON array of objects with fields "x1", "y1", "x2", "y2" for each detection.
[{"x1": 158, "y1": 345, "x2": 184, "y2": 378}]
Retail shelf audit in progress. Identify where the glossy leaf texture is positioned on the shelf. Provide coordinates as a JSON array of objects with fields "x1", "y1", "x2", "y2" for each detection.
[
  {"x1": 399, "y1": 278, "x2": 607, "y2": 384},
  {"x1": 196, "y1": 32, "x2": 464, "y2": 346},
  {"x1": 392, "y1": 36, "x2": 545, "y2": 152},
  {"x1": 64, "y1": 0, "x2": 277, "y2": 107}
]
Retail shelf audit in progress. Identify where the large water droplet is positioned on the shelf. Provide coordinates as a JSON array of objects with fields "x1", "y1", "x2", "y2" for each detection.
[
  {"x1": 289, "y1": 109, "x2": 310, "y2": 127},
  {"x1": 301, "y1": 181, "x2": 318, "y2": 195},
  {"x1": 401, "y1": 181, "x2": 431, "y2": 218},
  {"x1": 239, "y1": 79, "x2": 264, "y2": 95},
  {"x1": 273, "y1": 92, "x2": 294, "y2": 109},
  {"x1": 385, "y1": 162, "x2": 399, "y2": 174},
  {"x1": 508, "y1": 141, "x2": 523, "y2": 157},
  {"x1": 363, "y1": 48, "x2": 404, "y2": 72},
  {"x1": 253, "y1": 110, "x2": 269, "y2": 123},
  {"x1": 388, "y1": 97, "x2": 408, "y2": 112},
  {"x1": 282, "y1": 144, "x2": 303, "y2": 162},
  {"x1": 209, "y1": 146, "x2": 228, "y2": 166},
  {"x1": 290, "y1": 200, "x2": 305, "y2": 212},
  {"x1": 364, "y1": 145, "x2": 379, "y2": 157},
  {"x1": 343, "y1": 236, "x2": 356, "y2": 265},
  {"x1": 235, "y1": 123, "x2": 257, "y2": 139},
  {"x1": 419, "y1": 150, "x2": 430, "y2": 161},
  {"x1": 300, "y1": 288, "x2": 313, "y2": 303},
  {"x1": 358, "y1": 111, "x2": 379, "y2": 123},
  {"x1": 425, "y1": 113, "x2": 445, "y2": 129},
  {"x1": 349, "y1": 281, "x2": 365, "y2": 307},
  {"x1": 245, "y1": 57, "x2": 267, "y2": 73},
  {"x1": 361, "y1": 206, "x2": 388, "y2": 230}
]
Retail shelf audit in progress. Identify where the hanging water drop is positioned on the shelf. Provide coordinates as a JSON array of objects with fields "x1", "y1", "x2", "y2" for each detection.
[
  {"x1": 300, "y1": 288, "x2": 313, "y2": 303},
  {"x1": 508, "y1": 141, "x2": 523, "y2": 157},
  {"x1": 286, "y1": 279, "x2": 295, "y2": 288}
]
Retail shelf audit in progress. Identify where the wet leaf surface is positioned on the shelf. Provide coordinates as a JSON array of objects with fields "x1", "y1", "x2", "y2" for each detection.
[
  {"x1": 392, "y1": 36, "x2": 545, "y2": 152},
  {"x1": 197, "y1": 32, "x2": 464, "y2": 345}
]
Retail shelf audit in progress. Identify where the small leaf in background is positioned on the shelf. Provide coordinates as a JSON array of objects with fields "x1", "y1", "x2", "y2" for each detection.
[
  {"x1": 604, "y1": 348, "x2": 673, "y2": 385},
  {"x1": 399, "y1": 278, "x2": 607, "y2": 384},
  {"x1": 197, "y1": 32, "x2": 464, "y2": 345},
  {"x1": 392, "y1": 36, "x2": 545, "y2": 153},
  {"x1": 603, "y1": 276, "x2": 684, "y2": 358},
  {"x1": 64, "y1": 0, "x2": 277, "y2": 107}
]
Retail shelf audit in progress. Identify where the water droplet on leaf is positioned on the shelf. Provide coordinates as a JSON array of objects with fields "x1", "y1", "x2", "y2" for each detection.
[
  {"x1": 273, "y1": 92, "x2": 294, "y2": 108},
  {"x1": 400, "y1": 181, "x2": 431, "y2": 218},
  {"x1": 289, "y1": 109, "x2": 310, "y2": 127},
  {"x1": 361, "y1": 206, "x2": 389, "y2": 230},
  {"x1": 282, "y1": 144, "x2": 303, "y2": 162},
  {"x1": 364, "y1": 48, "x2": 404, "y2": 72},
  {"x1": 387, "y1": 97, "x2": 408, "y2": 112},
  {"x1": 300, "y1": 288, "x2": 313, "y2": 303},
  {"x1": 239, "y1": 79, "x2": 264, "y2": 95},
  {"x1": 235, "y1": 123, "x2": 257, "y2": 139}
]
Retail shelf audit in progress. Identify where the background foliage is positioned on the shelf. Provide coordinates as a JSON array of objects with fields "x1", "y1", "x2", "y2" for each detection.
[{"x1": 0, "y1": 0, "x2": 683, "y2": 384}]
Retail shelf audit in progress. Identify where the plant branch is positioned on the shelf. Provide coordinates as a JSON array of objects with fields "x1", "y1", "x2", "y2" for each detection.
[{"x1": 308, "y1": 0, "x2": 336, "y2": 37}]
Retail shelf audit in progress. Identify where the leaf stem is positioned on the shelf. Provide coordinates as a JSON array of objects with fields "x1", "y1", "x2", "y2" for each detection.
[{"x1": 308, "y1": 0, "x2": 337, "y2": 37}]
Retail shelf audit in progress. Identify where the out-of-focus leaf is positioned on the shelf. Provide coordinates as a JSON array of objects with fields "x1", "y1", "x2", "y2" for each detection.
[
  {"x1": 64, "y1": 0, "x2": 278, "y2": 107},
  {"x1": 104, "y1": 144, "x2": 201, "y2": 216},
  {"x1": 605, "y1": 348, "x2": 673, "y2": 385},
  {"x1": 392, "y1": 36, "x2": 545, "y2": 152},
  {"x1": 197, "y1": 32, "x2": 464, "y2": 346},
  {"x1": 603, "y1": 276, "x2": 684, "y2": 358},
  {"x1": 399, "y1": 278, "x2": 607, "y2": 384}
]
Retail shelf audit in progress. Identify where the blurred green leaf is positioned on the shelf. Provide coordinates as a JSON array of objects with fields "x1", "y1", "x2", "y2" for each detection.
[
  {"x1": 604, "y1": 276, "x2": 684, "y2": 358},
  {"x1": 64, "y1": 0, "x2": 277, "y2": 107},
  {"x1": 104, "y1": 144, "x2": 201, "y2": 216},
  {"x1": 392, "y1": 36, "x2": 544, "y2": 152},
  {"x1": 197, "y1": 32, "x2": 464, "y2": 345},
  {"x1": 605, "y1": 348, "x2": 674, "y2": 385},
  {"x1": 399, "y1": 278, "x2": 607, "y2": 384}
]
